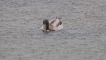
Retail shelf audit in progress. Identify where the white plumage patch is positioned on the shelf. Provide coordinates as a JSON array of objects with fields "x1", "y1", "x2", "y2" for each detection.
[
  {"x1": 53, "y1": 23, "x2": 63, "y2": 31},
  {"x1": 52, "y1": 19, "x2": 60, "y2": 27}
]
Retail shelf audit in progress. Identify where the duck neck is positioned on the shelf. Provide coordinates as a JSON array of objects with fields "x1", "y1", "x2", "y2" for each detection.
[{"x1": 46, "y1": 24, "x2": 49, "y2": 30}]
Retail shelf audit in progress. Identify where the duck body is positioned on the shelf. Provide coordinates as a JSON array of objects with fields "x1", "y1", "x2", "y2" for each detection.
[{"x1": 41, "y1": 18, "x2": 63, "y2": 32}]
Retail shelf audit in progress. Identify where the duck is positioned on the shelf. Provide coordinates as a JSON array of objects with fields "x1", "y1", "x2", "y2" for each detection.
[{"x1": 41, "y1": 17, "x2": 63, "y2": 32}]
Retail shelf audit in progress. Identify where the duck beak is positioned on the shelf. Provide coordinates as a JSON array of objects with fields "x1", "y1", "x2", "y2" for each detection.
[{"x1": 43, "y1": 24, "x2": 46, "y2": 31}]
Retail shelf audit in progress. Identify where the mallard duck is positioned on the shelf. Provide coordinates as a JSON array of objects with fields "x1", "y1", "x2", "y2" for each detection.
[{"x1": 41, "y1": 17, "x2": 63, "y2": 32}]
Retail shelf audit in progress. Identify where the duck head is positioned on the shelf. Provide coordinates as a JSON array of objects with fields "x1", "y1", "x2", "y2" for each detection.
[{"x1": 42, "y1": 19, "x2": 49, "y2": 32}]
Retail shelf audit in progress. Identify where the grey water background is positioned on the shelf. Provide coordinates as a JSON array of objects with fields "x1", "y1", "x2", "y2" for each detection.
[{"x1": 0, "y1": 0, "x2": 106, "y2": 60}]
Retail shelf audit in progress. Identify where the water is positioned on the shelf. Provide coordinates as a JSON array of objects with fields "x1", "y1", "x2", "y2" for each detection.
[{"x1": 0, "y1": 0, "x2": 106, "y2": 60}]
